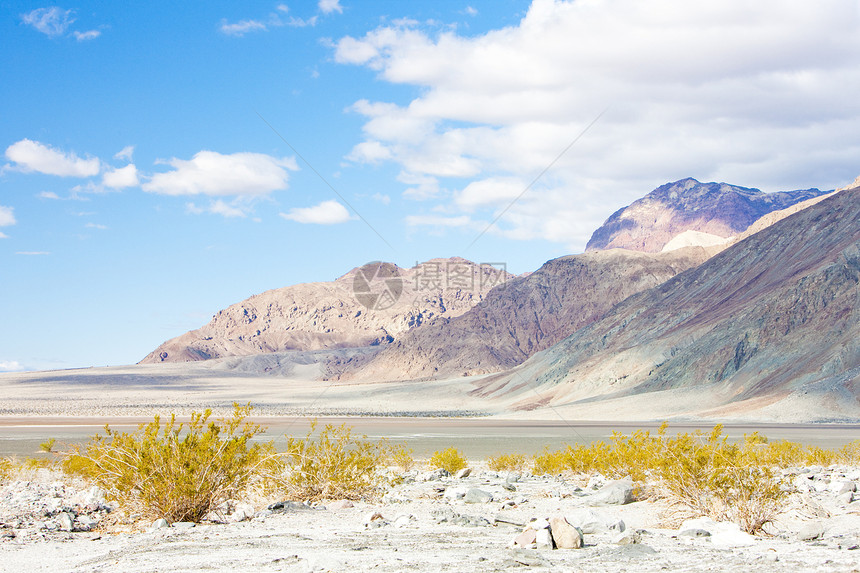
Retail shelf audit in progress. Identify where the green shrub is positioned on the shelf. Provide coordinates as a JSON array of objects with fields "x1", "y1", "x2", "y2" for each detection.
[
  {"x1": 63, "y1": 403, "x2": 273, "y2": 523},
  {"x1": 40, "y1": 438, "x2": 56, "y2": 453},
  {"x1": 428, "y1": 447, "x2": 467, "y2": 473},
  {"x1": 276, "y1": 421, "x2": 388, "y2": 501}
]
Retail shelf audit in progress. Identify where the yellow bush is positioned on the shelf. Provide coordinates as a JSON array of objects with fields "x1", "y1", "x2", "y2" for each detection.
[
  {"x1": 0, "y1": 457, "x2": 12, "y2": 482},
  {"x1": 529, "y1": 423, "x2": 786, "y2": 534},
  {"x1": 429, "y1": 447, "x2": 467, "y2": 474},
  {"x1": 63, "y1": 403, "x2": 273, "y2": 523},
  {"x1": 276, "y1": 421, "x2": 388, "y2": 501},
  {"x1": 487, "y1": 453, "x2": 526, "y2": 472},
  {"x1": 389, "y1": 443, "x2": 415, "y2": 472}
]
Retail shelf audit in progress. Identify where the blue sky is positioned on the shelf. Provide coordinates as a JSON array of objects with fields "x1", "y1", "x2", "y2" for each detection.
[{"x1": 2, "y1": 0, "x2": 860, "y2": 371}]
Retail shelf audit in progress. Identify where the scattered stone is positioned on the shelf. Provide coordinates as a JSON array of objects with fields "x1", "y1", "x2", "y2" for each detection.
[
  {"x1": 455, "y1": 468, "x2": 472, "y2": 479},
  {"x1": 444, "y1": 487, "x2": 467, "y2": 501},
  {"x1": 152, "y1": 518, "x2": 169, "y2": 530},
  {"x1": 268, "y1": 501, "x2": 313, "y2": 512},
  {"x1": 565, "y1": 508, "x2": 624, "y2": 534},
  {"x1": 613, "y1": 529, "x2": 641, "y2": 545},
  {"x1": 327, "y1": 500, "x2": 355, "y2": 510},
  {"x1": 549, "y1": 515, "x2": 583, "y2": 549},
  {"x1": 393, "y1": 513, "x2": 415, "y2": 528},
  {"x1": 798, "y1": 522, "x2": 825, "y2": 541},
  {"x1": 505, "y1": 472, "x2": 521, "y2": 484},
  {"x1": 76, "y1": 514, "x2": 98, "y2": 531},
  {"x1": 589, "y1": 480, "x2": 634, "y2": 506},
  {"x1": 228, "y1": 502, "x2": 255, "y2": 522},
  {"x1": 171, "y1": 522, "x2": 196, "y2": 530},
  {"x1": 464, "y1": 488, "x2": 493, "y2": 504},
  {"x1": 838, "y1": 492, "x2": 854, "y2": 505},
  {"x1": 512, "y1": 528, "x2": 537, "y2": 548},
  {"x1": 57, "y1": 512, "x2": 74, "y2": 532},
  {"x1": 679, "y1": 528, "x2": 711, "y2": 538},
  {"x1": 502, "y1": 483, "x2": 516, "y2": 492},
  {"x1": 535, "y1": 527, "x2": 554, "y2": 549}
]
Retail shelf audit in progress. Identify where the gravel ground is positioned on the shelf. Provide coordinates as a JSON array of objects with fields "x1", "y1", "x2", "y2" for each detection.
[{"x1": 3, "y1": 466, "x2": 860, "y2": 572}]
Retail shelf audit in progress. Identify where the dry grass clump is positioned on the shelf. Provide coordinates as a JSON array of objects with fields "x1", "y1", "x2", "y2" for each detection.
[
  {"x1": 273, "y1": 421, "x2": 389, "y2": 501},
  {"x1": 429, "y1": 447, "x2": 467, "y2": 473},
  {"x1": 487, "y1": 453, "x2": 527, "y2": 472},
  {"x1": 63, "y1": 403, "x2": 273, "y2": 523}
]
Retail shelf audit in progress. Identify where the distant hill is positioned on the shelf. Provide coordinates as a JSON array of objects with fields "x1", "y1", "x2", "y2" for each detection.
[
  {"x1": 585, "y1": 178, "x2": 828, "y2": 252},
  {"x1": 337, "y1": 247, "x2": 711, "y2": 381},
  {"x1": 489, "y1": 184, "x2": 860, "y2": 421},
  {"x1": 140, "y1": 258, "x2": 513, "y2": 363}
]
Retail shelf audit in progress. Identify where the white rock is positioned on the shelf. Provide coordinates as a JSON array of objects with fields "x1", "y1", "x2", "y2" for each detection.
[
  {"x1": 443, "y1": 487, "x2": 467, "y2": 500},
  {"x1": 535, "y1": 527, "x2": 554, "y2": 549},
  {"x1": 57, "y1": 512, "x2": 74, "y2": 532},
  {"x1": 455, "y1": 468, "x2": 472, "y2": 479}
]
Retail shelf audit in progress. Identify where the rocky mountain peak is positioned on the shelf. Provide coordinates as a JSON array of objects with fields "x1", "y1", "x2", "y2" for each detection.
[{"x1": 585, "y1": 178, "x2": 827, "y2": 253}]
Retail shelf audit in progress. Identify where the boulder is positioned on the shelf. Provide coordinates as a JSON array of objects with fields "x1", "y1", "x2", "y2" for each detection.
[
  {"x1": 797, "y1": 521, "x2": 825, "y2": 541},
  {"x1": 549, "y1": 515, "x2": 583, "y2": 549},
  {"x1": 57, "y1": 512, "x2": 74, "y2": 532},
  {"x1": 455, "y1": 468, "x2": 472, "y2": 479},
  {"x1": 565, "y1": 508, "x2": 625, "y2": 534},
  {"x1": 464, "y1": 488, "x2": 493, "y2": 504},
  {"x1": 589, "y1": 480, "x2": 634, "y2": 506},
  {"x1": 536, "y1": 527, "x2": 554, "y2": 549},
  {"x1": 513, "y1": 528, "x2": 537, "y2": 548}
]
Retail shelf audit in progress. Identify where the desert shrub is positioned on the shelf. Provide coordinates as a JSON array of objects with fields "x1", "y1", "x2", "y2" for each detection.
[
  {"x1": 63, "y1": 403, "x2": 273, "y2": 523},
  {"x1": 429, "y1": 447, "x2": 467, "y2": 474},
  {"x1": 529, "y1": 423, "x2": 786, "y2": 534},
  {"x1": 389, "y1": 443, "x2": 415, "y2": 472},
  {"x1": 487, "y1": 453, "x2": 526, "y2": 472},
  {"x1": 40, "y1": 438, "x2": 56, "y2": 453},
  {"x1": 275, "y1": 421, "x2": 388, "y2": 501},
  {"x1": 0, "y1": 457, "x2": 12, "y2": 482},
  {"x1": 838, "y1": 441, "x2": 860, "y2": 464}
]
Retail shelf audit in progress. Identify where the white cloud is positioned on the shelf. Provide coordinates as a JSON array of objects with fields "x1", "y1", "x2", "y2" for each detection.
[
  {"x1": 371, "y1": 192, "x2": 391, "y2": 204},
  {"x1": 187, "y1": 199, "x2": 248, "y2": 218},
  {"x1": 142, "y1": 151, "x2": 297, "y2": 197},
  {"x1": 346, "y1": 140, "x2": 392, "y2": 163},
  {"x1": 465, "y1": 6, "x2": 478, "y2": 16},
  {"x1": 334, "y1": 0, "x2": 860, "y2": 250},
  {"x1": 21, "y1": 7, "x2": 74, "y2": 37},
  {"x1": 220, "y1": 19, "x2": 267, "y2": 36},
  {"x1": 319, "y1": 0, "x2": 343, "y2": 15},
  {"x1": 280, "y1": 200, "x2": 354, "y2": 224},
  {"x1": 114, "y1": 146, "x2": 134, "y2": 162},
  {"x1": 0, "y1": 206, "x2": 15, "y2": 227},
  {"x1": 73, "y1": 29, "x2": 100, "y2": 41},
  {"x1": 5, "y1": 139, "x2": 100, "y2": 177},
  {"x1": 0, "y1": 232, "x2": 7, "y2": 239},
  {"x1": 0, "y1": 361, "x2": 25, "y2": 372},
  {"x1": 85, "y1": 222, "x2": 107, "y2": 230},
  {"x1": 16, "y1": 251, "x2": 50, "y2": 256},
  {"x1": 102, "y1": 164, "x2": 139, "y2": 189},
  {"x1": 38, "y1": 191, "x2": 60, "y2": 200}
]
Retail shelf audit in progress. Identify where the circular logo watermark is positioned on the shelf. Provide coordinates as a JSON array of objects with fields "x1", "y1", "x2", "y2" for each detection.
[{"x1": 352, "y1": 261, "x2": 403, "y2": 310}]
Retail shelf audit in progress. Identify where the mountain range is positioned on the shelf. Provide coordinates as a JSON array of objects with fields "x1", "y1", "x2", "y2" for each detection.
[{"x1": 139, "y1": 176, "x2": 860, "y2": 420}]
